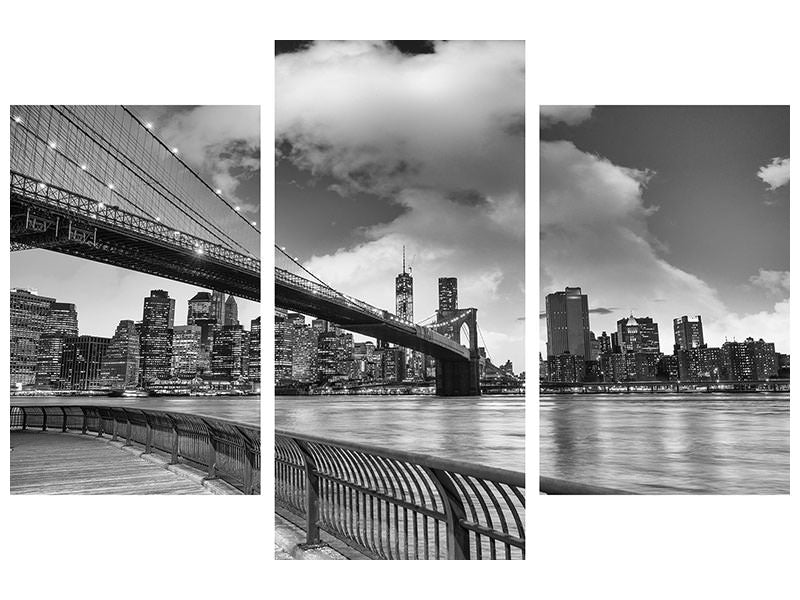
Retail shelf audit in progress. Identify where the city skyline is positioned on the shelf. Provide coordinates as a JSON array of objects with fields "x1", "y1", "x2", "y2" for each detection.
[
  {"x1": 276, "y1": 41, "x2": 525, "y2": 369},
  {"x1": 541, "y1": 106, "x2": 789, "y2": 354},
  {"x1": 10, "y1": 105, "x2": 260, "y2": 339}
]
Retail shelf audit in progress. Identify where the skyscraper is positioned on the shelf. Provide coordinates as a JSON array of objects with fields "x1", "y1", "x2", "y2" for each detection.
[
  {"x1": 60, "y1": 335, "x2": 110, "y2": 390},
  {"x1": 140, "y1": 289, "x2": 175, "y2": 384},
  {"x1": 674, "y1": 315, "x2": 704, "y2": 351},
  {"x1": 249, "y1": 316, "x2": 261, "y2": 384},
  {"x1": 172, "y1": 325, "x2": 202, "y2": 379},
  {"x1": 211, "y1": 324, "x2": 244, "y2": 381},
  {"x1": 10, "y1": 288, "x2": 56, "y2": 387},
  {"x1": 35, "y1": 302, "x2": 78, "y2": 389},
  {"x1": 187, "y1": 291, "x2": 212, "y2": 325},
  {"x1": 438, "y1": 277, "x2": 458, "y2": 312},
  {"x1": 395, "y1": 247, "x2": 421, "y2": 380},
  {"x1": 545, "y1": 287, "x2": 591, "y2": 359},
  {"x1": 616, "y1": 316, "x2": 660, "y2": 354},
  {"x1": 275, "y1": 308, "x2": 293, "y2": 381},
  {"x1": 224, "y1": 295, "x2": 239, "y2": 326},
  {"x1": 101, "y1": 320, "x2": 140, "y2": 389},
  {"x1": 210, "y1": 290, "x2": 226, "y2": 324}
]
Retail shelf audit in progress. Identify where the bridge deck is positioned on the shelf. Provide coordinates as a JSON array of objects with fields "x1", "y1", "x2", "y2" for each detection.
[{"x1": 10, "y1": 431, "x2": 213, "y2": 495}]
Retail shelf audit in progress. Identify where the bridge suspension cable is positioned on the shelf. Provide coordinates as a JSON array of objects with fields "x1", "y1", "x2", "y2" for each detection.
[
  {"x1": 56, "y1": 106, "x2": 254, "y2": 256},
  {"x1": 122, "y1": 106, "x2": 260, "y2": 235}
]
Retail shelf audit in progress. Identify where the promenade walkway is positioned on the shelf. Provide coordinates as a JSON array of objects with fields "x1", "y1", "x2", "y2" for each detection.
[{"x1": 10, "y1": 431, "x2": 217, "y2": 495}]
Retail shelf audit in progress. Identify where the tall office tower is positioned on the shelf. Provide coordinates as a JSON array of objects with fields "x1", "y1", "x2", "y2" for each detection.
[
  {"x1": 545, "y1": 287, "x2": 591, "y2": 359},
  {"x1": 101, "y1": 320, "x2": 140, "y2": 389},
  {"x1": 395, "y1": 247, "x2": 421, "y2": 380},
  {"x1": 10, "y1": 288, "x2": 56, "y2": 387},
  {"x1": 210, "y1": 290, "x2": 226, "y2": 324},
  {"x1": 673, "y1": 315, "x2": 704, "y2": 351},
  {"x1": 249, "y1": 316, "x2": 261, "y2": 383},
  {"x1": 275, "y1": 308, "x2": 293, "y2": 381},
  {"x1": 172, "y1": 325, "x2": 202, "y2": 379},
  {"x1": 240, "y1": 330, "x2": 250, "y2": 379},
  {"x1": 35, "y1": 302, "x2": 79, "y2": 389},
  {"x1": 60, "y1": 335, "x2": 110, "y2": 390},
  {"x1": 438, "y1": 277, "x2": 458, "y2": 312},
  {"x1": 316, "y1": 331, "x2": 340, "y2": 382},
  {"x1": 598, "y1": 331, "x2": 612, "y2": 355},
  {"x1": 211, "y1": 324, "x2": 244, "y2": 381},
  {"x1": 616, "y1": 315, "x2": 661, "y2": 354},
  {"x1": 224, "y1": 295, "x2": 239, "y2": 326},
  {"x1": 291, "y1": 320, "x2": 318, "y2": 382},
  {"x1": 187, "y1": 291, "x2": 212, "y2": 324},
  {"x1": 140, "y1": 289, "x2": 175, "y2": 384}
]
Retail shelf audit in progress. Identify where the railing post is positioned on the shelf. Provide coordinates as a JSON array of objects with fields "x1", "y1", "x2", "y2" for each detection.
[
  {"x1": 81, "y1": 408, "x2": 88, "y2": 435},
  {"x1": 61, "y1": 407, "x2": 68, "y2": 432},
  {"x1": 294, "y1": 439, "x2": 321, "y2": 545},
  {"x1": 425, "y1": 467, "x2": 470, "y2": 560},
  {"x1": 41, "y1": 407, "x2": 47, "y2": 431},
  {"x1": 235, "y1": 425, "x2": 255, "y2": 495},
  {"x1": 21, "y1": 407, "x2": 27, "y2": 431},
  {"x1": 143, "y1": 412, "x2": 153, "y2": 454},
  {"x1": 167, "y1": 415, "x2": 180, "y2": 465},
  {"x1": 200, "y1": 419, "x2": 217, "y2": 479}
]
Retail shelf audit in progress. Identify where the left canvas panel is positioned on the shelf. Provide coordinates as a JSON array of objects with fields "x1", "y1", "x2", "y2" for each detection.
[{"x1": 9, "y1": 105, "x2": 261, "y2": 495}]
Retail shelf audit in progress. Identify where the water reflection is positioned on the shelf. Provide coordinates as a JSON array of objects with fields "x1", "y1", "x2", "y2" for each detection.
[
  {"x1": 276, "y1": 395, "x2": 525, "y2": 472},
  {"x1": 541, "y1": 394, "x2": 789, "y2": 494}
]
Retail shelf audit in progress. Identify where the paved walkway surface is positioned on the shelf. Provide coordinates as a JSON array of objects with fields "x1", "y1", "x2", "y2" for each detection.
[
  {"x1": 10, "y1": 431, "x2": 214, "y2": 495},
  {"x1": 274, "y1": 514, "x2": 348, "y2": 560}
]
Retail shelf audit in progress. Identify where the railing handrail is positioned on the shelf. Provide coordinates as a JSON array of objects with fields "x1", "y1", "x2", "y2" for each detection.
[
  {"x1": 11, "y1": 404, "x2": 259, "y2": 432},
  {"x1": 276, "y1": 428, "x2": 524, "y2": 488},
  {"x1": 539, "y1": 475, "x2": 635, "y2": 495}
]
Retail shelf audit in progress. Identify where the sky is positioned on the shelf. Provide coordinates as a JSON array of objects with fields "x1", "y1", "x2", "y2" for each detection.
[
  {"x1": 276, "y1": 41, "x2": 525, "y2": 371},
  {"x1": 10, "y1": 105, "x2": 261, "y2": 336},
  {"x1": 540, "y1": 105, "x2": 790, "y2": 354}
]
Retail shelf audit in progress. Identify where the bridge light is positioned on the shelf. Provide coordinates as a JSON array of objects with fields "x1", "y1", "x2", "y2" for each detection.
[
  {"x1": 108, "y1": 183, "x2": 114, "y2": 190},
  {"x1": 13, "y1": 116, "x2": 22, "y2": 123},
  {"x1": 215, "y1": 189, "x2": 222, "y2": 195},
  {"x1": 98, "y1": 202, "x2": 105, "y2": 209},
  {"x1": 49, "y1": 142, "x2": 56, "y2": 149},
  {"x1": 251, "y1": 221, "x2": 257, "y2": 226},
  {"x1": 171, "y1": 147, "x2": 179, "y2": 154},
  {"x1": 173, "y1": 230, "x2": 180, "y2": 236},
  {"x1": 235, "y1": 206, "x2": 241, "y2": 211},
  {"x1": 80, "y1": 164, "x2": 87, "y2": 170},
  {"x1": 195, "y1": 246, "x2": 204, "y2": 255},
  {"x1": 155, "y1": 216, "x2": 161, "y2": 222},
  {"x1": 145, "y1": 122, "x2": 153, "y2": 129}
]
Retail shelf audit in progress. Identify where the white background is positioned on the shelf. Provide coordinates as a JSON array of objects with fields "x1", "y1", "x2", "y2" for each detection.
[{"x1": 1, "y1": 1, "x2": 797, "y2": 598}]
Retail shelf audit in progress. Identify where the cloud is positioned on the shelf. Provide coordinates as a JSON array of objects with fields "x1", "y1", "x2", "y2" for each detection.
[
  {"x1": 540, "y1": 106, "x2": 594, "y2": 128},
  {"x1": 540, "y1": 140, "x2": 789, "y2": 353},
  {"x1": 589, "y1": 307, "x2": 616, "y2": 315},
  {"x1": 278, "y1": 41, "x2": 525, "y2": 366},
  {"x1": 749, "y1": 269, "x2": 790, "y2": 295},
  {"x1": 150, "y1": 106, "x2": 261, "y2": 214},
  {"x1": 757, "y1": 157, "x2": 790, "y2": 191}
]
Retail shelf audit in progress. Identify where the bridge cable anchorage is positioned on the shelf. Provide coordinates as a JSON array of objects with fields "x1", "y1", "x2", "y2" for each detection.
[
  {"x1": 122, "y1": 106, "x2": 260, "y2": 235},
  {"x1": 54, "y1": 106, "x2": 254, "y2": 256}
]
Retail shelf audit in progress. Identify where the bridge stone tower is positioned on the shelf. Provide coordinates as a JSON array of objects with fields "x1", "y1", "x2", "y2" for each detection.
[{"x1": 435, "y1": 277, "x2": 480, "y2": 396}]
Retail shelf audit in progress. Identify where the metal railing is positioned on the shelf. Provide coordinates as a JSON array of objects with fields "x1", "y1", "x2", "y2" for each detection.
[
  {"x1": 539, "y1": 476, "x2": 635, "y2": 495},
  {"x1": 10, "y1": 406, "x2": 260, "y2": 494},
  {"x1": 276, "y1": 430, "x2": 525, "y2": 559}
]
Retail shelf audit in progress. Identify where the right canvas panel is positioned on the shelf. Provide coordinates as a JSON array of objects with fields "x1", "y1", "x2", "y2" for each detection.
[{"x1": 540, "y1": 105, "x2": 789, "y2": 494}]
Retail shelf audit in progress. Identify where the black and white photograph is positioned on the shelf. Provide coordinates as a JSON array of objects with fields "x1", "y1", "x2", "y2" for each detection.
[
  {"x1": 9, "y1": 105, "x2": 261, "y2": 495},
  {"x1": 274, "y1": 41, "x2": 525, "y2": 559},
  {"x1": 540, "y1": 105, "x2": 789, "y2": 494}
]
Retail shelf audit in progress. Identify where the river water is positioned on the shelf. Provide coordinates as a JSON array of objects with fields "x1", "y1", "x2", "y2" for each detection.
[
  {"x1": 276, "y1": 394, "x2": 526, "y2": 472},
  {"x1": 10, "y1": 395, "x2": 260, "y2": 427},
  {"x1": 541, "y1": 393, "x2": 789, "y2": 494}
]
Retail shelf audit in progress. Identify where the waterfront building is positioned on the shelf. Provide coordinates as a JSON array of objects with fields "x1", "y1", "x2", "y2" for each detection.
[
  {"x1": 777, "y1": 353, "x2": 790, "y2": 378},
  {"x1": 60, "y1": 335, "x2": 110, "y2": 390},
  {"x1": 722, "y1": 337, "x2": 777, "y2": 381},
  {"x1": 240, "y1": 330, "x2": 250, "y2": 379},
  {"x1": 100, "y1": 320, "x2": 140, "y2": 389},
  {"x1": 11, "y1": 288, "x2": 56, "y2": 388},
  {"x1": 616, "y1": 315, "x2": 660, "y2": 354},
  {"x1": 249, "y1": 316, "x2": 261, "y2": 383},
  {"x1": 378, "y1": 342, "x2": 405, "y2": 383},
  {"x1": 210, "y1": 290, "x2": 226, "y2": 324},
  {"x1": 548, "y1": 352, "x2": 585, "y2": 383},
  {"x1": 354, "y1": 341, "x2": 378, "y2": 381},
  {"x1": 657, "y1": 354, "x2": 680, "y2": 381},
  {"x1": 140, "y1": 290, "x2": 175, "y2": 384},
  {"x1": 598, "y1": 331, "x2": 611, "y2": 355},
  {"x1": 224, "y1": 295, "x2": 239, "y2": 326},
  {"x1": 673, "y1": 315, "x2": 704, "y2": 351},
  {"x1": 211, "y1": 324, "x2": 244, "y2": 381},
  {"x1": 676, "y1": 346, "x2": 725, "y2": 381},
  {"x1": 438, "y1": 277, "x2": 458, "y2": 312},
  {"x1": 545, "y1": 287, "x2": 591, "y2": 360},
  {"x1": 289, "y1": 315, "x2": 318, "y2": 382},
  {"x1": 275, "y1": 308, "x2": 293, "y2": 381},
  {"x1": 172, "y1": 325, "x2": 202, "y2": 379},
  {"x1": 35, "y1": 302, "x2": 78, "y2": 389}
]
